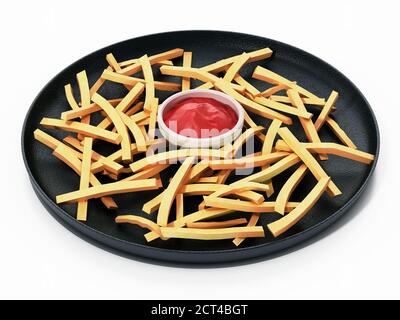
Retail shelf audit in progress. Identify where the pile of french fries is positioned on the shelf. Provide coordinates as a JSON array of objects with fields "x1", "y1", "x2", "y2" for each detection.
[{"x1": 35, "y1": 47, "x2": 375, "y2": 246}]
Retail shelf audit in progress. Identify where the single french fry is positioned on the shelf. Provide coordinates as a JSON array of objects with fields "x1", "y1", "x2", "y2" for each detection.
[
  {"x1": 130, "y1": 111, "x2": 149, "y2": 123},
  {"x1": 176, "y1": 193, "x2": 184, "y2": 220},
  {"x1": 148, "y1": 98, "x2": 159, "y2": 140},
  {"x1": 223, "y1": 53, "x2": 250, "y2": 82},
  {"x1": 269, "y1": 95, "x2": 327, "y2": 107},
  {"x1": 145, "y1": 208, "x2": 233, "y2": 242},
  {"x1": 129, "y1": 149, "x2": 225, "y2": 173},
  {"x1": 208, "y1": 152, "x2": 288, "y2": 170},
  {"x1": 253, "y1": 66, "x2": 321, "y2": 100},
  {"x1": 268, "y1": 177, "x2": 330, "y2": 237},
  {"x1": 52, "y1": 144, "x2": 117, "y2": 209},
  {"x1": 325, "y1": 116, "x2": 357, "y2": 149},
  {"x1": 196, "y1": 176, "x2": 220, "y2": 184},
  {"x1": 118, "y1": 48, "x2": 184, "y2": 76},
  {"x1": 157, "y1": 157, "x2": 194, "y2": 226},
  {"x1": 63, "y1": 136, "x2": 123, "y2": 175},
  {"x1": 287, "y1": 89, "x2": 327, "y2": 160},
  {"x1": 159, "y1": 226, "x2": 265, "y2": 240},
  {"x1": 40, "y1": 118, "x2": 121, "y2": 144},
  {"x1": 201, "y1": 48, "x2": 273, "y2": 73},
  {"x1": 187, "y1": 218, "x2": 248, "y2": 229},
  {"x1": 89, "y1": 66, "x2": 112, "y2": 97},
  {"x1": 203, "y1": 196, "x2": 298, "y2": 214},
  {"x1": 115, "y1": 215, "x2": 162, "y2": 236},
  {"x1": 119, "y1": 58, "x2": 173, "y2": 68},
  {"x1": 262, "y1": 119, "x2": 282, "y2": 197},
  {"x1": 118, "y1": 111, "x2": 147, "y2": 152},
  {"x1": 182, "y1": 52, "x2": 192, "y2": 91},
  {"x1": 76, "y1": 70, "x2": 91, "y2": 132},
  {"x1": 256, "y1": 84, "x2": 288, "y2": 97},
  {"x1": 314, "y1": 91, "x2": 339, "y2": 131},
  {"x1": 92, "y1": 93, "x2": 132, "y2": 161},
  {"x1": 253, "y1": 96, "x2": 313, "y2": 119},
  {"x1": 96, "y1": 83, "x2": 145, "y2": 130},
  {"x1": 106, "y1": 53, "x2": 121, "y2": 71},
  {"x1": 56, "y1": 179, "x2": 159, "y2": 204},
  {"x1": 232, "y1": 213, "x2": 261, "y2": 246},
  {"x1": 102, "y1": 69, "x2": 181, "y2": 92},
  {"x1": 235, "y1": 153, "x2": 301, "y2": 184},
  {"x1": 195, "y1": 81, "x2": 246, "y2": 94},
  {"x1": 76, "y1": 138, "x2": 92, "y2": 221},
  {"x1": 122, "y1": 164, "x2": 169, "y2": 182},
  {"x1": 278, "y1": 127, "x2": 341, "y2": 197},
  {"x1": 64, "y1": 84, "x2": 79, "y2": 110},
  {"x1": 274, "y1": 164, "x2": 308, "y2": 215},
  {"x1": 125, "y1": 102, "x2": 145, "y2": 117},
  {"x1": 139, "y1": 55, "x2": 155, "y2": 112}
]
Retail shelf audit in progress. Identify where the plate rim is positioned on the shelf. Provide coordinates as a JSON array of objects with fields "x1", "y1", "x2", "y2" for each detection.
[{"x1": 21, "y1": 30, "x2": 380, "y2": 264}]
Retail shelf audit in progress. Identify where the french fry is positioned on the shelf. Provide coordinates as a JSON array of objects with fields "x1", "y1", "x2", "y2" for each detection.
[
  {"x1": 115, "y1": 215, "x2": 162, "y2": 237},
  {"x1": 325, "y1": 116, "x2": 357, "y2": 149},
  {"x1": 262, "y1": 119, "x2": 282, "y2": 197},
  {"x1": 204, "y1": 196, "x2": 299, "y2": 213},
  {"x1": 64, "y1": 84, "x2": 79, "y2": 110},
  {"x1": 76, "y1": 71, "x2": 91, "y2": 137},
  {"x1": 270, "y1": 95, "x2": 327, "y2": 107},
  {"x1": 76, "y1": 137, "x2": 92, "y2": 221},
  {"x1": 56, "y1": 179, "x2": 159, "y2": 204},
  {"x1": 268, "y1": 177, "x2": 330, "y2": 237},
  {"x1": 40, "y1": 118, "x2": 121, "y2": 144},
  {"x1": 139, "y1": 55, "x2": 155, "y2": 112},
  {"x1": 148, "y1": 98, "x2": 159, "y2": 140},
  {"x1": 256, "y1": 84, "x2": 288, "y2": 97},
  {"x1": 129, "y1": 149, "x2": 225, "y2": 173},
  {"x1": 201, "y1": 48, "x2": 273, "y2": 73},
  {"x1": 274, "y1": 164, "x2": 308, "y2": 215},
  {"x1": 118, "y1": 111, "x2": 147, "y2": 152},
  {"x1": 176, "y1": 193, "x2": 184, "y2": 220},
  {"x1": 187, "y1": 218, "x2": 248, "y2": 229},
  {"x1": 182, "y1": 52, "x2": 192, "y2": 91},
  {"x1": 208, "y1": 152, "x2": 288, "y2": 170},
  {"x1": 314, "y1": 91, "x2": 339, "y2": 131},
  {"x1": 159, "y1": 226, "x2": 265, "y2": 240},
  {"x1": 233, "y1": 213, "x2": 261, "y2": 246},
  {"x1": 122, "y1": 164, "x2": 169, "y2": 182},
  {"x1": 145, "y1": 208, "x2": 233, "y2": 242}
]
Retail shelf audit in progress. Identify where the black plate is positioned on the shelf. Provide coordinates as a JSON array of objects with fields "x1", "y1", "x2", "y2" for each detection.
[{"x1": 22, "y1": 31, "x2": 379, "y2": 266}]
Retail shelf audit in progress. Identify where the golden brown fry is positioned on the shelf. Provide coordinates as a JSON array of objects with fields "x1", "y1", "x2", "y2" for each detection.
[
  {"x1": 268, "y1": 177, "x2": 330, "y2": 237},
  {"x1": 159, "y1": 226, "x2": 264, "y2": 241},
  {"x1": 76, "y1": 137, "x2": 92, "y2": 221},
  {"x1": 187, "y1": 218, "x2": 248, "y2": 229},
  {"x1": 182, "y1": 52, "x2": 192, "y2": 91},
  {"x1": 314, "y1": 91, "x2": 339, "y2": 131},
  {"x1": 56, "y1": 179, "x2": 159, "y2": 204}
]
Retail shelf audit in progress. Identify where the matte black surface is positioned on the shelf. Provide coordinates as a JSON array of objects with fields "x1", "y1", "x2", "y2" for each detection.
[{"x1": 22, "y1": 31, "x2": 379, "y2": 265}]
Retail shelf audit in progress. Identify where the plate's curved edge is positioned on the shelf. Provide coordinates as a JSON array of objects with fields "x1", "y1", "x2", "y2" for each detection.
[{"x1": 21, "y1": 30, "x2": 380, "y2": 265}]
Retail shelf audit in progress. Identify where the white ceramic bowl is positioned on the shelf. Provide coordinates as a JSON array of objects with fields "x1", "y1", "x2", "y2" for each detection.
[{"x1": 157, "y1": 89, "x2": 244, "y2": 149}]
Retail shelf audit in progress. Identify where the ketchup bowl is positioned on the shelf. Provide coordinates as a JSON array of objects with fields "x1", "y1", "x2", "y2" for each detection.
[{"x1": 157, "y1": 89, "x2": 244, "y2": 149}]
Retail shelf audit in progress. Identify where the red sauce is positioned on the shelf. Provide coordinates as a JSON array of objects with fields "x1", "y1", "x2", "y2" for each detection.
[{"x1": 163, "y1": 97, "x2": 238, "y2": 138}]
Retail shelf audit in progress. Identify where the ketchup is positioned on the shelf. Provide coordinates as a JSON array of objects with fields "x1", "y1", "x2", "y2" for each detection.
[{"x1": 163, "y1": 97, "x2": 238, "y2": 138}]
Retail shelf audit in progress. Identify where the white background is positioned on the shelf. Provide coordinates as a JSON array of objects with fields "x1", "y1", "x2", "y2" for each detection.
[{"x1": 1, "y1": 0, "x2": 399, "y2": 300}]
